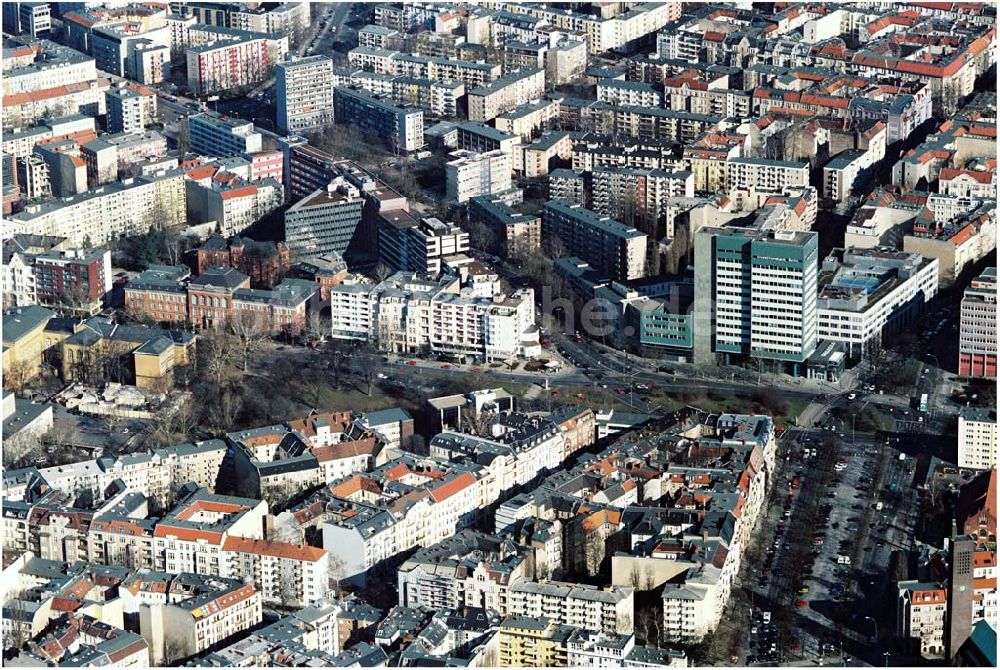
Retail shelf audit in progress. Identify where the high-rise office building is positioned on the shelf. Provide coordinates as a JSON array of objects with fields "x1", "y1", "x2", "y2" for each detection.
[
  {"x1": 694, "y1": 227, "x2": 819, "y2": 373},
  {"x1": 959, "y1": 267, "x2": 997, "y2": 379}
]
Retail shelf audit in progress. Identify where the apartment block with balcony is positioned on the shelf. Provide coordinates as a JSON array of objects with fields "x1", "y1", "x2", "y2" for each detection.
[
  {"x1": 498, "y1": 616, "x2": 573, "y2": 667},
  {"x1": 468, "y1": 194, "x2": 542, "y2": 259},
  {"x1": 333, "y1": 86, "x2": 424, "y2": 152},
  {"x1": 188, "y1": 113, "x2": 263, "y2": 158},
  {"x1": 543, "y1": 199, "x2": 648, "y2": 282},
  {"x1": 468, "y1": 68, "x2": 545, "y2": 122},
  {"x1": 276, "y1": 55, "x2": 335, "y2": 134},
  {"x1": 725, "y1": 157, "x2": 810, "y2": 198},
  {"x1": 506, "y1": 580, "x2": 634, "y2": 635},
  {"x1": 958, "y1": 407, "x2": 997, "y2": 471},
  {"x1": 445, "y1": 149, "x2": 512, "y2": 203}
]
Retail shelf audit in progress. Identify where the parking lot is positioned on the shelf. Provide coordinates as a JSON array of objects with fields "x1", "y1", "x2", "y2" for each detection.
[{"x1": 740, "y1": 421, "x2": 919, "y2": 665}]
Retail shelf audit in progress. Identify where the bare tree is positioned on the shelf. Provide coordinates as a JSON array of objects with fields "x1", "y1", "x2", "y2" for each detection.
[
  {"x1": 218, "y1": 384, "x2": 243, "y2": 431},
  {"x1": 466, "y1": 219, "x2": 501, "y2": 256},
  {"x1": 149, "y1": 398, "x2": 198, "y2": 446},
  {"x1": 373, "y1": 263, "x2": 393, "y2": 283},
  {"x1": 459, "y1": 405, "x2": 495, "y2": 437},
  {"x1": 3, "y1": 432, "x2": 38, "y2": 469},
  {"x1": 327, "y1": 552, "x2": 347, "y2": 599},
  {"x1": 323, "y1": 341, "x2": 350, "y2": 387},
  {"x1": 543, "y1": 234, "x2": 567, "y2": 261},
  {"x1": 279, "y1": 566, "x2": 300, "y2": 607},
  {"x1": 3, "y1": 359, "x2": 35, "y2": 394},
  {"x1": 583, "y1": 530, "x2": 604, "y2": 576},
  {"x1": 642, "y1": 566, "x2": 656, "y2": 592},
  {"x1": 4, "y1": 595, "x2": 29, "y2": 653},
  {"x1": 61, "y1": 281, "x2": 96, "y2": 316},
  {"x1": 356, "y1": 346, "x2": 381, "y2": 397},
  {"x1": 200, "y1": 332, "x2": 236, "y2": 385},
  {"x1": 103, "y1": 339, "x2": 136, "y2": 385},
  {"x1": 230, "y1": 309, "x2": 268, "y2": 371},
  {"x1": 305, "y1": 314, "x2": 331, "y2": 348}
]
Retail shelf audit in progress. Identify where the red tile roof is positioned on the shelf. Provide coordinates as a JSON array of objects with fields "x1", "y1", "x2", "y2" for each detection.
[
  {"x1": 429, "y1": 472, "x2": 476, "y2": 502},
  {"x1": 222, "y1": 535, "x2": 326, "y2": 562},
  {"x1": 152, "y1": 524, "x2": 223, "y2": 544},
  {"x1": 940, "y1": 168, "x2": 994, "y2": 184},
  {"x1": 221, "y1": 185, "x2": 258, "y2": 200}
]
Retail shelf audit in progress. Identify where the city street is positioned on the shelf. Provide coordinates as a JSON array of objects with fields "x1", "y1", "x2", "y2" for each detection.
[{"x1": 739, "y1": 423, "x2": 920, "y2": 667}]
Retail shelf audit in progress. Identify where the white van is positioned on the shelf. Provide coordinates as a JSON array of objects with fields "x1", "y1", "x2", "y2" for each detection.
[{"x1": 837, "y1": 555, "x2": 852, "y2": 565}]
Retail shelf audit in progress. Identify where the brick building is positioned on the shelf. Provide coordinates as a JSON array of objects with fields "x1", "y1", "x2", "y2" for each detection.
[{"x1": 189, "y1": 236, "x2": 291, "y2": 288}]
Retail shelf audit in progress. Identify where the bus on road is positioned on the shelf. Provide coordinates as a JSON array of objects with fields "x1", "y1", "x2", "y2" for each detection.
[{"x1": 919, "y1": 393, "x2": 929, "y2": 413}]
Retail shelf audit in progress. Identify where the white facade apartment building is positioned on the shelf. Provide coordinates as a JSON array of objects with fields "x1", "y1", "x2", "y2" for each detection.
[
  {"x1": 347, "y1": 46, "x2": 398, "y2": 73},
  {"x1": 939, "y1": 169, "x2": 997, "y2": 199},
  {"x1": 409, "y1": 217, "x2": 470, "y2": 275},
  {"x1": 276, "y1": 55, "x2": 335, "y2": 134},
  {"x1": 3, "y1": 79, "x2": 109, "y2": 130},
  {"x1": 397, "y1": 544, "x2": 529, "y2": 614},
  {"x1": 106, "y1": 86, "x2": 156, "y2": 135},
  {"x1": 3, "y1": 250, "x2": 38, "y2": 307},
  {"x1": 468, "y1": 68, "x2": 545, "y2": 122},
  {"x1": 485, "y1": 2, "x2": 680, "y2": 54},
  {"x1": 973, "y1": 549, "x2": 998, "y2": 629},
  {"x1": 15, "y1": 154, "x2": 50, "y2": 199},
  {"x1": 146, "y1": 583, "x2": 263, "y2": 665},
  {"x1": 958, "y1": 407, "x2": 997, "y2": 470},
  {"x1": 725, "y1": 157, "x2": 810, "y2": 194},
  {"x1": 2, "y1": 40, "x2": 96, "y2": 96},
  {"x1": 567, "y1": 630, "x2": 636, "y2": 667},
  {"x1": 347, "y1": 49, "x2": 501, "y2": 88},
  {"x1": 507, "y1": 580, "x2": 635, "y2": 635},
  {"x1": 817, "y1": 248, "x2": 939, "y2": 358},
  {"x1": 358, "y1": 25, "x2": 401, "y2": 50},
  {"x1": 823, "y1": 149, "x2": 869, "y2": 202},
  {"x1": 590, "y1": 166, "x2": 695, "y2": 235},
  {"x1": 413, "y1": 55, "x2": 500, "y2": 87},
  {"x1": 457, "y1": 122, "x2": 523, "y2": 170},
  {"x1": 193, "y1": 179, "x2": 284, "y2": 238},
  {"x1": 392, "y1": 76, "x2": 465, "y2": 117},
  {"x1": 321, "y1": 469, "x2": 486, "y2": 587},
  {"x1": 16, "y1": 440, "x2": 227, "y2": 512},
  {"x1": 7, "y1": 171, "x2": 186, "y2": 247},
  {"x1": 661, "y1": 564, "x2": 722, "y2": 642},
  {"x1": 597, "y1": 79, "x2": 663, "y2": 108},
  {"x1": 445, "y1": 149, "x2": 512, "y2": 203},
  {"x1": 330, "y1": 272, "x2": 537, "y2": 362},
  {"x1": 153, "y1": 503, "x2": 268, "y2": 576},
  {"x1": 897, "y1": 581, "x2": 948, "y2": 659},
  {"x1": 188, "y1": 113, "x2": 263, "y2": 158},
  {"x1": 220, "y1": 536, "x2": 330, "y2": 606},
  {"x1": 495, "y1": 98, "x2": 560, "y2": 140}
]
